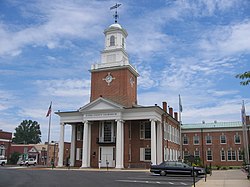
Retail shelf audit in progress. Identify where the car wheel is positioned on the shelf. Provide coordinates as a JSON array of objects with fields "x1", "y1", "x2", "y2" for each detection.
[
  {"x1": 160, "y1": 171, "x2": 166, "y2": 176},
  {"x1": 26, "y1": 163, "x2": 29, "y2": 166},
  {"x1": 33, "y1": 163, "x2": 36, "y2": 166},
  {"x1": 1, "y1": 162, "x2": 5, "y2": 166}
]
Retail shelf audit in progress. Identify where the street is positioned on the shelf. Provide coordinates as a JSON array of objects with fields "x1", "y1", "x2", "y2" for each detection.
[{"x1": 0, "y1": 166, "x2": 201, "y2": 187}]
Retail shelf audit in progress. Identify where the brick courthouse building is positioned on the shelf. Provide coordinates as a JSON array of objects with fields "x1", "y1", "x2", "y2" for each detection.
[
  {"x1": 56, "y1": 21, "x2": 181, "y2": 168},
  {"x1": 55, "y1": 19, "x2": 248, "y2": 168}
]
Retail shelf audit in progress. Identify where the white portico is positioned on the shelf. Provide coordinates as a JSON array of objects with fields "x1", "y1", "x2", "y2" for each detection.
[{"x1": 56, "y1": 97, "x2": 164, "y2": 168}]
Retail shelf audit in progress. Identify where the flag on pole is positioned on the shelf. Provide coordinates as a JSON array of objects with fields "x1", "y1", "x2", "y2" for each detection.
[
  {"x1": 46, "y1": 102, "x2": 52, "y2": 117},
  {"x1": 179, "y1": 94, "x2": 183, "y2": 112}
]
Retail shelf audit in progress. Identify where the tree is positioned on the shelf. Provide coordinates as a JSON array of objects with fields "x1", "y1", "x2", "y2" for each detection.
[
  {"x1": 9, "y1": 152, "x2": 21, "y2": 164},
  {"x1": 12, "y1": 120, "x2": 41, "y2": 144},
  {"x1": 236, "y1": 71, "x2": 250, "y2": 85}
]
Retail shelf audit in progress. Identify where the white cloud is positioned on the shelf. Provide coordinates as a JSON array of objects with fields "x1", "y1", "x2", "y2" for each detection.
[
  {"x1": 36, "y1": 79, "x2": 90, "y2": 97},
  {"x1": 199, "y1": 20, "x2": 250, "y2": 56},
  {"x1": 0, "y1": 1, "x2": 109, "y2": 57}
]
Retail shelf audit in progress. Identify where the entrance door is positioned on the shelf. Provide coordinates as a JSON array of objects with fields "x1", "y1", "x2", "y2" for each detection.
[{"x1": 99, "y1": 147, "x2": 115, "y2": 167}]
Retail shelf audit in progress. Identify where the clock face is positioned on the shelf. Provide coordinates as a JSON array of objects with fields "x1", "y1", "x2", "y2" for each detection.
[
  {"x1": 103, "y1": 72, "x2": 115, "y2": 85},
  {"x1": 105, "y1": 75, "x2": 113, "y2": 83}
]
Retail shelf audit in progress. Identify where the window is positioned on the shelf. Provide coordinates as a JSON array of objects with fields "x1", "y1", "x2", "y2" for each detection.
[
  {"x1": 207, "y1": 150, "x2": 213, "y2": 161},
  {"x1": 110, "y1": 35, "x2": 115, "y2": 46},
  {"x1": 194, "y1": 150, "x2": 200, "y2": 158},
  {"x1": 206, "y1": 135, "x2": 212, "y2": 144},
  {"x1": 193, "y1": 135, "x2": 199, "y2": 145},
  {"x1": 220, "y1": 135, "x2": 226, "y2": 144},
  {"x1": 221, "y1": 150, "x2": 226, "y2": 161},
  {"x1": 122, "y1": 38, "x2": 125, "y2": 47},
  {"x1": 77, "y1": 125, "x2": 83, "y2": 140},
  {"x1": 0, "y1": 145, "x2": 5, "y2": 156},
  {"x1": 238, "y1": 150, "x2": 243, "y2": 161},
  {"x1": 183, "y1": 150, "x2": 189, "y2": 160},
  {"x1": 140, "y1": 122, "x2": 151, "y2": 139},
  {"x1": 140, "y1": 148, "x2": 151, "y2": 161},
  {"x1": 228, "y1": 150, "x2": 236, "y2": 161},
  {"x1": 183, "y1": 136, "x2": 188, "y2": 145},
  {"x1": 164, "y1": 122, "x2": 167, "y2": 140},
  {"x1": 234, "y1": 134, "x2": 241, "y2": 144}
]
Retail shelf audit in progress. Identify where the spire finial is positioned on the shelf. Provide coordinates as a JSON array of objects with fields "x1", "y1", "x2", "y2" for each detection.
[{"x1": 110, "y1": 3, "x2": 121, "y2": 23}]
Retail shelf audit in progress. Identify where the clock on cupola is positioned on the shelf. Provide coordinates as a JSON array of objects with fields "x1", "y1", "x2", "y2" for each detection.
[{"x1": 89, "y1": 7, "x2": 139, "y2": 107}]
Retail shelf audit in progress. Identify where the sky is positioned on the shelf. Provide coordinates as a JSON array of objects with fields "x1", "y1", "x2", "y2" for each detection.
[{"x1": 0, "y1": 0, "x2": 250, "y2": 143}]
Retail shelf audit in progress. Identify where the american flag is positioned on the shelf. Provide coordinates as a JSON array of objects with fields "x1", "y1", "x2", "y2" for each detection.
[{"x1": 46, "y1": 102, "x2": 52, "y2": 117}]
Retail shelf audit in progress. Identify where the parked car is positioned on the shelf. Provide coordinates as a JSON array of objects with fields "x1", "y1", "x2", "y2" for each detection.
[
  {"x1": 19, "y1": 158, "x2": 37, "y2": 166},
  {"x1": 150, "y1": 161, "x2": 205, "y2": 177},
  {"x1": 0, "y1": 156, "x2": 7, "y2": 166}
]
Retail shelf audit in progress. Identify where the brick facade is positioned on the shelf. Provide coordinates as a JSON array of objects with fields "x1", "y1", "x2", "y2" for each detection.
[
  {"x1": 0, "y1": 130, "x2": 12, "y2": 159},
  {"x1": 91, "y1": 68, "x2": 137, "y2": 107},
  {"x1": 182, "y1": 122, "x2": 247, "y2": 167}
]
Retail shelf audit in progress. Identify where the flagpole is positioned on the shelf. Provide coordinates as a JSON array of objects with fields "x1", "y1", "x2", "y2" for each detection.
[
  {"x1": 179, "y1": 94, "x2": 183, "y2": 160},
  {"x1": 242, "y1": 100, "x2": 249, "y2": 164},
  {"x1": 47, "y1": 101, "x2": 52, "y2": 166}
]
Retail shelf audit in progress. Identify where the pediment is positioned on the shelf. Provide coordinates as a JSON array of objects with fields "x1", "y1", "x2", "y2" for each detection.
[
  {"x1": 79, "y1": 97, "x2": 124, "y2": 112},
  {"x1": 28, "y1": 147, "x2": 38, "y2": 153}
]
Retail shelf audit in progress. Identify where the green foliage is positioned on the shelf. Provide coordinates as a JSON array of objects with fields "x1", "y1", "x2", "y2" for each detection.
[
  {"x1": 236, "y1": 71, "x2": 250, "y2": 85},
  {"x1": 9, "y1": 152, "x2": 21, "y2": 164},
  {"x1": 12, "y1": 120, "x2": 41, "y2": 144}
]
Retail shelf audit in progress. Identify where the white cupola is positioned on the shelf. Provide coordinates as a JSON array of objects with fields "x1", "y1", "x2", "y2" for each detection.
[{"x1": 99, "y1": 23, "x2": 129, "y2": 65}]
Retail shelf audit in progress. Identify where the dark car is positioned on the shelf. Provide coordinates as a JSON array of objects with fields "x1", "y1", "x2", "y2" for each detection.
[{"x1": 150, "y1": 161, "x2": 205, "y2": 177}]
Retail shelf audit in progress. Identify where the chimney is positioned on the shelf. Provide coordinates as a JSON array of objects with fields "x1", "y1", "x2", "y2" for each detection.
[
  {"x1": 169, "y1": 107, "x2": 173, "y2": 117},
  {"x1": 174, "y1": 112, "x2": 178, "y2": 121},
  {"x1": 162, "y1": 102, "x2": 167, "y2": 112}
]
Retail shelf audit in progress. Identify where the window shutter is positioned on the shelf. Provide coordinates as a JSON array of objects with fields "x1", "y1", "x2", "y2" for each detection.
[
  {"x1": 140, "y1": 148, "x2": 144, "y2": 161},
  {"x1": 76, "y1": 148, "x2": 80, "y2": 160}
]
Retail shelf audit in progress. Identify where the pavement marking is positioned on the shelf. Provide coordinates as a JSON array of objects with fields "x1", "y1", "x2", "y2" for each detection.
[
  {"x1": 180, "y1": 182, "x2": 188, "y2": 185},
  {"x1": 116, "y1": 180, "x2": 176, "y2": 185}
]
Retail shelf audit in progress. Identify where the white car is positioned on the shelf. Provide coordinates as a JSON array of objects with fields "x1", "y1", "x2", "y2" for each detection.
[
  {"x1": 20, "y1": 158, "x2": 37, "y2": 166},
  {"x1": 0, "y1": 157, "x2": 7, "y2": 166}
]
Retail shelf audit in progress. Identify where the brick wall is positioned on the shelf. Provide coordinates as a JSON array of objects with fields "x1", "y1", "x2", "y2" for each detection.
[
  {"x1": 90, "y1": 68, "x2": 137, "y2": 107},
  {"x1": 182, "y1": 128, "x2": 244, "y2": 167}
]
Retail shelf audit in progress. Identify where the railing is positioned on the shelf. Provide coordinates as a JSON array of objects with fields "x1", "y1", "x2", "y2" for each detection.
[{"x1": 96, "y1": 137, "x2": 116, "y2": 144}]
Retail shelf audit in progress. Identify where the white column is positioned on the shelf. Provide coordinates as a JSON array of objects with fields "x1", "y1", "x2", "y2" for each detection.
[
  {"x1": 157, "y1": 122, "x2": 163, "y2": 164},
  {"x1": 150, "y1": 119, "x2": 157, "y2": 165},
  {"x1": 70, "y1": 124, "x2": 76, "y2": 166},
  {"x1": 81, "y1": 121, "x2": 89, "y2": 168},
  {"x1": 58, "y1": 122, "x2": 65, "y2": 167},
  {"x1": 116, "y1": 120, "x2": 124, "y2": 168},
  {"x1": 88, "y1": 123, "x2": 91, "y2": 167}
]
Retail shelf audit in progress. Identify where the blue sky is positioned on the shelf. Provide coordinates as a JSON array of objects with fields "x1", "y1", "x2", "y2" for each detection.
[{"x1": 0, "y1": 0, "x2": 249, "y2": 142}]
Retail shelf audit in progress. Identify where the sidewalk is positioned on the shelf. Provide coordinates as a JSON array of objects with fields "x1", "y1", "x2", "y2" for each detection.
[{"x1": 195, "y1": 169, "x2": 250, "y2": 187}]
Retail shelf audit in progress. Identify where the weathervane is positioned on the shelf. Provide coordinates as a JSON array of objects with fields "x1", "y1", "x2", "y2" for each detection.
[{"x1": 110, "y1": 3, "x2": 121, "y2": 23}]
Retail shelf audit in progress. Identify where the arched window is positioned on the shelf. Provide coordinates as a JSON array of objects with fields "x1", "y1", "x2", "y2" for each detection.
[
  {"x1": 110, "y1": 35, "x2": 115, "y2": 46},
  {"x1": 122, "y1": 38, "x2": 124, "y2": 47}
]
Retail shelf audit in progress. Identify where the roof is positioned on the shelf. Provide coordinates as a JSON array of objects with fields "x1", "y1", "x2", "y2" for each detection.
[
  {"x1": 182, "y1": 121, "x2": 242, "y2": 129},
  {"x1": 109, "y1": 23, "x2": 122, "y2": 29}
]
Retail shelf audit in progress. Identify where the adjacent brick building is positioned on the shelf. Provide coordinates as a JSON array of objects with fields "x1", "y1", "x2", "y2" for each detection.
[
  {"x1": 0, "y1": 130, "x2": 12, "y2": 159},
  {"x1": 182, "y1": 119, "x2": 250, "y2": 167}
]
